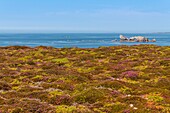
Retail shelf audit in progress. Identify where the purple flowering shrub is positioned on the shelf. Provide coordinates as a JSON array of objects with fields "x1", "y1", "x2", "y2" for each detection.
[
  {"x1": 121, "y1": 71, "x2": 138, "y2": 79},
  {"x1": 0, "y1": 45, "x2": 170, "y2": 112}
]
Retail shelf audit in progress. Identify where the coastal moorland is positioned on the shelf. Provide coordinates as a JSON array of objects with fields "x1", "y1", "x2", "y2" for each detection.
[{"x1": 0, "y1": 45, "x2": 170, "y2": 113}]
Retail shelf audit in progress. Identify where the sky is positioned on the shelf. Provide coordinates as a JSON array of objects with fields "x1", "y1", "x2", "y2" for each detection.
[{"x1": 0, "y1": 0, "x2": 170, "y2": 33}]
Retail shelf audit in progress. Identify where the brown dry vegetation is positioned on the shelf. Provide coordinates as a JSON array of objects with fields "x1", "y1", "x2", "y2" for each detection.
[{"x1": 0, "y1": 45, "x2": 170, "y2": 113}]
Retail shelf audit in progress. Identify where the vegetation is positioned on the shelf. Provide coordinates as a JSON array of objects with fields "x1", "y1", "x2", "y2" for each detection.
[{"x1": 0, "y1": 45, "x2": 170, "y2": 112}]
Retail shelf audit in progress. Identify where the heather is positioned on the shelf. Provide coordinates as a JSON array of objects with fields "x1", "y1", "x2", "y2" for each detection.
[{"x1": 0, "y1": 45, "x2": 170, "y2": 113}]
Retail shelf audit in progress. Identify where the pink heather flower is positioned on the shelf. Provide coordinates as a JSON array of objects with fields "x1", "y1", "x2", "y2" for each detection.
[{"x1": 122, "y1": 71, "x2": 138, "y2": 78}]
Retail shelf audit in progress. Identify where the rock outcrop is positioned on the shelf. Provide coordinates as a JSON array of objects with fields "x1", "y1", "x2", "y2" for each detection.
[
  {"x1": 119, "y1": 35, "x2": 155, "y2": 42},
  {"x1": 120, "y1": 35, "x2": 128, "y2": 40}
]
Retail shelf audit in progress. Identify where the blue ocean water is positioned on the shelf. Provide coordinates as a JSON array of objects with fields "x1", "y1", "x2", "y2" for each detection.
[{"x1": 0, "y1": 33, "x2": 169, "y2": 48}]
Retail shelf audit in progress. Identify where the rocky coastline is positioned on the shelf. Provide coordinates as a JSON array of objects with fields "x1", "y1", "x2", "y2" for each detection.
[{"x1": 119, "y1": 35, "x2": 156, "y2": 42}]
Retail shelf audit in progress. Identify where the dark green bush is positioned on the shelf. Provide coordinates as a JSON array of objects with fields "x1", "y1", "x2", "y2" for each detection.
[{"x1": 74, "y1": 87, "x2": 105, "y2": 104}]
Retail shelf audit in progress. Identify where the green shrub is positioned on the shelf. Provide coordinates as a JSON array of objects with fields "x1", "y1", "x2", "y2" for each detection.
[
  {"x1": 56, "y1": 105, "x2": 77, "y2": 113},
  {"x1": 104, "y1": 102, "x2": 127, "y2": 113},
  {"x1": 74, "y1": 87, "x2": 105, "y2": 104},
  {"x1": 52, "y1": 58, "x2": 69, "y2": 65},
  {"x1": 98, "y1": 80, "x2": 124, "y2": 90},
  {"x1": 147, "y1": 92, "x2": 164, "y2": 103}
]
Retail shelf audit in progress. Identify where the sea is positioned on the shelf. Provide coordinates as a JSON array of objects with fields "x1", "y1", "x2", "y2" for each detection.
[{"x1": 0, "y1": 33, "x2": 169, "y2": 48}]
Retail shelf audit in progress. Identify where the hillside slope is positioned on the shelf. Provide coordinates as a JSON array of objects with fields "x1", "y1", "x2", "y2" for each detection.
[{"x1": 0, "y1": 45, "x2": 170, "y2": 113}]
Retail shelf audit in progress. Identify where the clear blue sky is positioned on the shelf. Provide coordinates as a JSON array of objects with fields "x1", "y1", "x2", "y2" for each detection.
[{"x1": 0, "y1": 0, "x2": 170, "y2": 33}]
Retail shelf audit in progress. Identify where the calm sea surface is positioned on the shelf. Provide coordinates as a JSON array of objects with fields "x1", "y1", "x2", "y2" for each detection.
[{"x1": 0, "y1": 33, "x2": 169, "y2": 48}]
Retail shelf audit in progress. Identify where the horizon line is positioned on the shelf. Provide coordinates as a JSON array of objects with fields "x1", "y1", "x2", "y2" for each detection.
[{"x1": 0, "y1": 32, "x2": 169, "y2": 34}]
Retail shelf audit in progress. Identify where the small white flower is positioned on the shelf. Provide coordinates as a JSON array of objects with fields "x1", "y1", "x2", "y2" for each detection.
[
  {"x1": 127, "y1": 94, "x2": 131, "y2": 97},
  {"x1": 108, "y1": 88, "x2": 112, "y2": 91},
  {"x1": 116, "y1": 78, "x2": 120, "y2": 80},
  {"x1": 110, "y1": 77, "x2": 115, "y2": 80},
  {"x1": 129, "y1": 104, "x2": 133, "y2": 107},
  {"x1": 133, "y1": 107, "x2": 138, "y2": 110}
]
